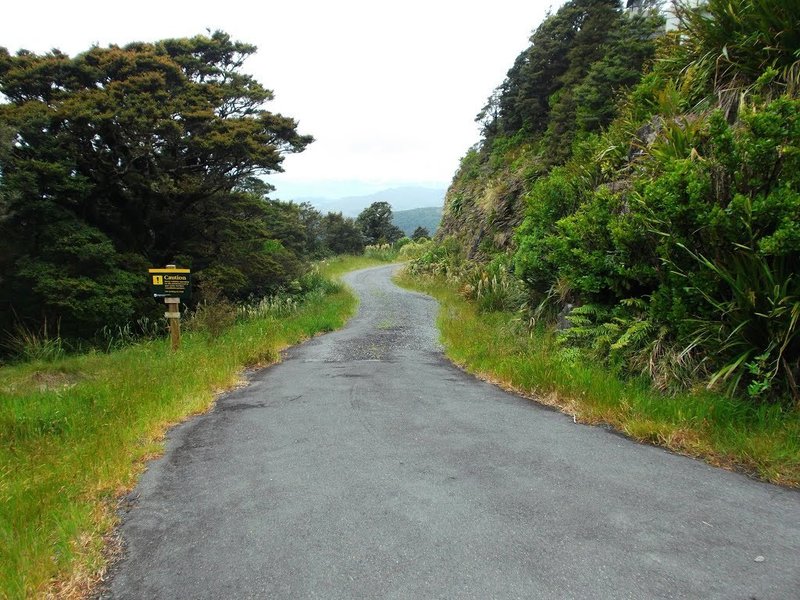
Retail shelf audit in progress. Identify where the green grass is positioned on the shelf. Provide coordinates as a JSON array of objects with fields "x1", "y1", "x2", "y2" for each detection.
[
  {"x1": 0, "y1": 256, "x2": 380, "y2": 599},
  {"x1": 395, "y1": 270, "x2": 800, "y2": 488}
]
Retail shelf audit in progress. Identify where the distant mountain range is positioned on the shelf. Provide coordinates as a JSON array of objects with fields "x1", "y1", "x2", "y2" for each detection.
[
  {"x1": 392, "y1": 207, "x2": 442, "y2": 237},
  {"x1": 296, "y1": 186, "x2": 446, "y2": 218}
]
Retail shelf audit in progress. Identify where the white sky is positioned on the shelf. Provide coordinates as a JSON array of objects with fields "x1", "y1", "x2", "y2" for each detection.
[{"x1": 2, "y1": 0, "x2": 561, "y2": 199}]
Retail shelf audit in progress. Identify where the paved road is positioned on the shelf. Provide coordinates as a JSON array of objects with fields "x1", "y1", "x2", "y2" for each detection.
[{"x1": 104, "y1": 265, "x2": 800, "y2": 599}]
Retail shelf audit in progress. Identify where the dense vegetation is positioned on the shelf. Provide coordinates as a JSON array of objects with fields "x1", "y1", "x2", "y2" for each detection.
[
  {"x1": 0, "y1": 32, "x2": 307, "y2": 343},
  {"x1": 417, "y1": 0, "x2": 800, "y2": 405}
]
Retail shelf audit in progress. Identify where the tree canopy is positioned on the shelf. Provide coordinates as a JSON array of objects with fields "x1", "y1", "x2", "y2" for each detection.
[
  {"x1": 322, "y1": 212, "x2": 365, "y2": 255},
  {"x1": 0, "y1": 32, "x2": 312, "y2": 340}
]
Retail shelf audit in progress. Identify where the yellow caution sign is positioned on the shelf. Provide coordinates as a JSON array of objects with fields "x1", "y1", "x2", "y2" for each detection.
[{"x1": 148, "y1": 267, "x2": 192, "y2": 300}]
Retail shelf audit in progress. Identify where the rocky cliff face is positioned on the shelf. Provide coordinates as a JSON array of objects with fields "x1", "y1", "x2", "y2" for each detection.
[
  {"x1": 436, "y1": 113, "x2": 668, "y2": 262},
  {"x1": 436, "y1": 147, "x2": 531, "y2": 260}
]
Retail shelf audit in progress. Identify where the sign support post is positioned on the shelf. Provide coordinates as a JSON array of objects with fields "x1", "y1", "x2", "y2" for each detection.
[{"x1": 164, "y1": 297, "x2": 181, "y2": 351}]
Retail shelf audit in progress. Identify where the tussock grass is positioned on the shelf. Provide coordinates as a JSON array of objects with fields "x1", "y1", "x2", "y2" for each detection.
[
  {"x1": 0, "y1": 257, "x2": 375, "y2": 599},
  {"x1": 396, "y1": 270, "x2": 800, "y2": 488}
]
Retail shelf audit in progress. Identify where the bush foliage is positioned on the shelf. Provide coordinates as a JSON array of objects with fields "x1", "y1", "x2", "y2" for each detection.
[{"x1": 422, "y1": 0, "x2": 800, "y2": 404}]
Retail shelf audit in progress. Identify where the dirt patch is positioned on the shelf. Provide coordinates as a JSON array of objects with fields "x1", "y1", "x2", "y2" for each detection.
[{"x1": 27, "y1": 370, "x2": 84, "y2": 392}]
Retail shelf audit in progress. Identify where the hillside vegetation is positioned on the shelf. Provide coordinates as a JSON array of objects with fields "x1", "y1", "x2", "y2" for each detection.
[
  {"x1": 417, "y1": 0, "x2": 800, "y2": 405},
  {"x1": 392, "y1": 206, "x2": 442, "y2": 237}
]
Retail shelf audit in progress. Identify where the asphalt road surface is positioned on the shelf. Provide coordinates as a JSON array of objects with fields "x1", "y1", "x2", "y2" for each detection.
[{"x1": 104, "y1": 265, "x2": 800, "y2": 599}]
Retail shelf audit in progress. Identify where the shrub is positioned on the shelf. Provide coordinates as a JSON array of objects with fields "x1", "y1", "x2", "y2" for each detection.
[
  {"x1": 186, "y1": 283, "x2": 237, "y2": 338},
  {"x1": 363, "y1": 244, "x2": 397, "y2": 262},
  {"x1": 394, "y1": 237, "x2": 412, "y2": 250},
  {"x1": 297, "y1": 268, "x2": 342, "y2": 297},
  {"x1": 513, "y1": 93, "x2": 800, "y2": 400},
  {"x1": 461, "y1": 256, "x2": 527, "y2": 313},
  {"x1": 407, "y1": 237, "x2": 465, "y2": 278},
  {"x1": 397, "y1": 239, "x2": 434, "y2": 261},
  {"x1": 513, "y1": 167, "x2": 589, "y2": 286}
]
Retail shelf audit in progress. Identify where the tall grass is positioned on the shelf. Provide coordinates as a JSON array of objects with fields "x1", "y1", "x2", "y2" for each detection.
[
  {"x1": 2, "y1": 320, "x2": 65, "y2": 363},
  {"x1": 360, "y1": 240, "x2": 434, "y2": 263},
  {"x1": 396, "y1": 269, "x2": 800, "y2": 488},
  {"x1": 397, "y1": 239, "x2": 434, "y2": 261},
  {"x1": 363, "y1": 243, "x2": 398, "y2": 262},
  {"x1": 0, "y1": 257, "x2": 373, "y2": 599}
]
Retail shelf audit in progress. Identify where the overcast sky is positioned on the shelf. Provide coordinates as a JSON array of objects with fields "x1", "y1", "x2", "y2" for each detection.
[{"x1": 2, "y1": 0, "x2": 562, "y2": 199}]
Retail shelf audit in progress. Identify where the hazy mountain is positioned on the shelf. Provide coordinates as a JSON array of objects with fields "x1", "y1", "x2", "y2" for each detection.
[
  {"x1": 296, "y1": 186, "x2": 446, "y2": 217},
  {"x1": 392, "y1": 207, "x2": 443, "y2": 237}
]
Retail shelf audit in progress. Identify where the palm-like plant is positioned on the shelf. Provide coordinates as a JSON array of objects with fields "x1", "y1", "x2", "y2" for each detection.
[
  {"x1": 673, "y1": 0, "x2": 800, "y2": 116},
  {"x1": 676, "y1": 241, "x2": 800, "y2": 403}
]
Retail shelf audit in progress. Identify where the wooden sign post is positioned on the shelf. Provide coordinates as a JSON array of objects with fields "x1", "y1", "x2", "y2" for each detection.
[
  {"x1": 148, "y1": 264, "x2": 192, "y2": 352},
  {"x1": 164, "y1": 296, "x2": 181, "y2": 351}
]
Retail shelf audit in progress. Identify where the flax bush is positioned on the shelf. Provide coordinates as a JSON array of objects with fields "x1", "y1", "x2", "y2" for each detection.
[{"x1": 514, "y1": 95, "x2": 800, "y2": 401}]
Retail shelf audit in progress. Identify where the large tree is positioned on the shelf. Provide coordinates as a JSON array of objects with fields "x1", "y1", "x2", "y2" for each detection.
[
  {"x1": 322, "y1": 212, "x2": 365, "y2": 255},
  {"x1": 356, "y1": 201, "x2": 403, "y2": 245},
  {"x1": 0, "y1": 32, "x2": 311, "y2": 338}
]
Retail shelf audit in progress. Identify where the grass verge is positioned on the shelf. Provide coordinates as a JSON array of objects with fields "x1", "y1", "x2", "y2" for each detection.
[
  {"x1": 0, "y1": 256, "x2": 382, "y2": 599},
  {"x1": 317, "y1": 254, "x2": 395, "y2": 279},
  {"x1": 395, "y1": 270, "x2": 800, "y2": 488}
]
